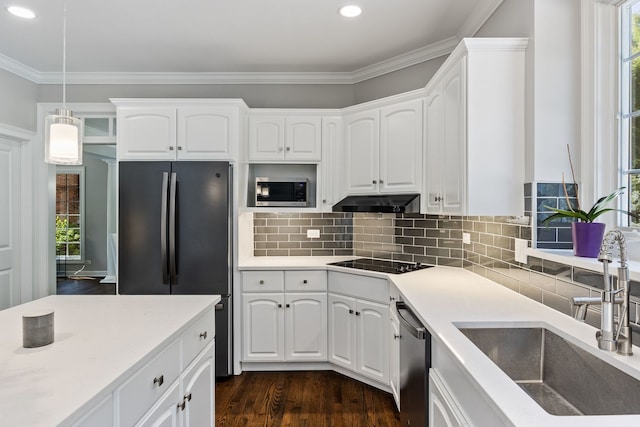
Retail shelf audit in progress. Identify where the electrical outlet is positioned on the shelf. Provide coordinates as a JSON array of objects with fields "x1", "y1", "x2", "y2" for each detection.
[
  {"x1": 514, "y1": 238, "x2": 528, "y2": 263},
  {"x1": 307, "y1": 229, "x2": 320, "y2": 239},
  {"x1": 462, "y1": 232, "x2": 471, "y2": 245}
]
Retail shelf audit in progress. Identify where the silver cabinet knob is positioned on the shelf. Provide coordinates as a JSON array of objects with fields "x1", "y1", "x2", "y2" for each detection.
[
  {"x1": 303, "y1": 280, "x2": 308, "y2": 284},
  {"x1": 379, "y1": 179, "x2": 384, "y2": 184},
  {"x1": 286, "y1": 147, "x2": 291, "y2": 151},
  {"x1": 278, "y1": 303, "x2": 283, "y2": 308},
  {"x1": 394, "y1": 334, "x2": 401, "y2": 340},
  {"x1": 372, "y1": 180, "x2": 377, "y2": 184},
  {"x1": 169, "y1": 146, "x2": 174, "y2": 151},
  {"x1": 349, "y1": 309, "x2": 354, "y2": 314},
  {"x1": 259, "y1": 280, "x2": 264, "y2": 285},
  {"x1": 177, "y1": 146, "x2": 183, "y2": 151},
  {"x1": 199, "y1": 331, "x2": 208, "y2": 340}
]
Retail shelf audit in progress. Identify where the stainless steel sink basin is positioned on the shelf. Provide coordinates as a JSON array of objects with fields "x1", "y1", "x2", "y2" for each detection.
[{"x1": 458, "y1": 326, "x2": 640, "y2": 416}]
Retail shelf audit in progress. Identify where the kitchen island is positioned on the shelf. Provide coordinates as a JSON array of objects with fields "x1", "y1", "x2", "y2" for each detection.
[{"x1": 0, "y1": 294, "x2": 219, "y2": 427}]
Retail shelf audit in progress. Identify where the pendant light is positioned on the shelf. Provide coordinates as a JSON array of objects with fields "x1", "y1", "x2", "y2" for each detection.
[{"x1": 44, "y1": 0, "x2": 82, "y2": 165}]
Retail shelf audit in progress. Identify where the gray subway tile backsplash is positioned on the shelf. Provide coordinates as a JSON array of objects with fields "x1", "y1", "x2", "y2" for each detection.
[{"x1": 252, "y1": 209, "x2": 639, "y2": 333}]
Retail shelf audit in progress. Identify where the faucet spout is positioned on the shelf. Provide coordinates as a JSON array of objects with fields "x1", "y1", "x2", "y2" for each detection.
[{"x1": 595, "y1": 229, "x2": 632, "y2": 355}]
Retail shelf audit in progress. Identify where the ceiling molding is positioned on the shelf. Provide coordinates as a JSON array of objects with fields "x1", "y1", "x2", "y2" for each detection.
[
  {"x1": 457, "y1": 0, "x2": 505, "y2": 38},
  {"x1": 0, "y1": 3, "x2": 502, "y2": 86},
  {"x1": 350, "y1": 36, "x2": 459, "y2": 83}
]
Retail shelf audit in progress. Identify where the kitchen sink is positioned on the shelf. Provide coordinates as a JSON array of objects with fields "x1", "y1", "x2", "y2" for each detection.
[{"x1": 458, "y1": 326, "x2": 640, "y2": 416}]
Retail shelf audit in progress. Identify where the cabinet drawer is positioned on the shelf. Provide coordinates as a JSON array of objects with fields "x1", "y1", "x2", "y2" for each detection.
[
  {"x1": 242, "y1": 271, "x2": 284, "y2": 292},
  {"x1": 118, "y1": 339, "x2": 181, "y2": 427},
  {"x1": 285, "y1": 270, "x2": 327, "y2": 292},
  {"x1": 328, "y1": 271, "x2": 389, "y2": 304},
  {"x1": 182, "y1": 309, "x2": 215, "y2": 369}
]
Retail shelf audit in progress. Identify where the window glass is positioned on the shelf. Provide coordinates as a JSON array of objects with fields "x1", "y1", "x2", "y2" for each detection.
[
  {"x1": 56, "y1": 171, "x2": 83, "y2": 259},
  {"x1": 84, "y1": 117, "x2": 110, "y2": 137}
]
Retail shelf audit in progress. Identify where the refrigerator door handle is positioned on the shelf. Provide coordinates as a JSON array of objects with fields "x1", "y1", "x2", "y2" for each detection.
[
  {"x1": 161, "y1": 172, "x2": 169, "y2": 284},
  {"x1": 169, "y1": 172, "x2": 178, "y2": 285}
]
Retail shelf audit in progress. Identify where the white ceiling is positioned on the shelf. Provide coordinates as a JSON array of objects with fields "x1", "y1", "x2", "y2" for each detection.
[{"x1": 0, "y1": 0, "x2": 502, "y2": 84}]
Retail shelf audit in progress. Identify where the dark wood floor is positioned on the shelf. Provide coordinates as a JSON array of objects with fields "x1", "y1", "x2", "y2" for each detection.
[
  {"x1": 56, "y1": 278, "x2": 116, "y2": 295},
  {"x1": 216, "y1": 371, "x2": 400, "y2": 427}
]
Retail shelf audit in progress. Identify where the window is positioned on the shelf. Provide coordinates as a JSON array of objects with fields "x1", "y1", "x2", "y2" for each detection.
[
  {"x1": 620, "y1": 0, "x2": 640, "y2": 226},
  {"x1": 56, "y1": 168, "x2": 84, "y2": 260}
]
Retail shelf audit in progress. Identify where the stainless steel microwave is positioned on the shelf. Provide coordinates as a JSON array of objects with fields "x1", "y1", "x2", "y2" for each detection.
[{"x1": 256, "y1": 177, "x2": 309, "y2": 207}]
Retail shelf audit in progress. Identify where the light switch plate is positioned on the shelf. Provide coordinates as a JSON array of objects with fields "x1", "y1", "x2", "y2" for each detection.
[
  {"x1": 514, "y1": 238, "x2": 528, "y2": 263},
  {"x1": 462, "y1": 232, "x2": 471, "y2": 245},
  {"x1": 307, "y1": 229, "x2": 320, "y2": 239}
]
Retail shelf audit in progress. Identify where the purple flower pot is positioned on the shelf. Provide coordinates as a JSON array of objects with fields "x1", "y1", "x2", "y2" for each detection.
[{"x1": 572, "y1": 222, "x2": 606, "y2": 258}]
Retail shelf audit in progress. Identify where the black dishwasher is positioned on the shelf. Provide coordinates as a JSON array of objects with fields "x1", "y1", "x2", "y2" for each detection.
[{"x1": 396, "y1": 300, "x2": 431, "y2": 427}]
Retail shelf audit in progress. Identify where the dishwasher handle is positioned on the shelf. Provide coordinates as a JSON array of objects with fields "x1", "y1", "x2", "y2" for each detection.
[{"x1": 396, "y1": 301, "x2": 427, "y2": 340}]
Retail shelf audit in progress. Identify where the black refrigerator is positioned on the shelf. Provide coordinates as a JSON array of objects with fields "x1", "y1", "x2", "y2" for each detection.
[{"x1": 118, "y1": 161, "x2": 233, "y2": 377}]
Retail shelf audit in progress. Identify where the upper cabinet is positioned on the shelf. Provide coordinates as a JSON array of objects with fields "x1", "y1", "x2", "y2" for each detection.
[
  {"x1": 423, "y1": 38, "x2": 527, "y2": 216},
  {"x1": 343, "y1": 98, "x2": 423, "y2": 195},
  {"x1": 112, "y1": 99, "x2": 245, "y2": 161},
  {"x1": 248, "y1": 114, "x2": 322, "y2": 162}
]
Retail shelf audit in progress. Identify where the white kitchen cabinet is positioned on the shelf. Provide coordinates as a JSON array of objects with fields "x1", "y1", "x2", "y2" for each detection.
[
  {"x1": 344, "y1": 98, "x2": 423, "y2": 195},
  {"x1": 72, "y1": 394, "x2": 114, "y2": 427},
  {"x1": 241, "y1": 270, "x2": 328, "y2": 363},
  {"x1": 242, "y1": 293, "x2": 285, "y2": 361},
  {"x1": 328, "y1": 293, "x2": 389, "y2": 384},
  {"x1": 429, "y1": 369, "x2": 469, "y2": 427},
  {"x1": 389, "y1": 309, "x2": 401, "y2": 410},
  {"x1": 248, "y1": 115, "x2": 322, "y2": 161},
  {"x1": 320, "y1": 117, "x2": 343, "y2": 211},
  {"x1": 112, "y1": 100, "x2": 242, "y2": 161},
  {"x1": 423, "y1": 38, "x2": 527, "y2": 215},
  {"x1": 136, "y1": 381, "x2": 181, "y2": 427},
  {"x1": 180, "y1": 343, "x2": 215, "y2": 427}
]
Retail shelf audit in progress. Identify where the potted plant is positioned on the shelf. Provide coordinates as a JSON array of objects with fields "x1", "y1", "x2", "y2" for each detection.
[{"x1": 542, "y1": 146, "x2": 634, "y2": 257}]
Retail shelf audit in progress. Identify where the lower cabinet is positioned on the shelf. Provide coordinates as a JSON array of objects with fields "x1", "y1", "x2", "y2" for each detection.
[
  {"x1": 242, "y1": 292, "x2": 328, "y2": 362},
  {"x1": 137, "y1": 382, "x2": 182, "y2": 427},
  {"x1": 429, "y1": 369, "x2": 469, "y2": 427},
  {"x1": 328, "y1": 293, "x2": 389, "y2": 384},
  {"x1": 389, "y1": 309, "x2": 401, "y2": 410}
]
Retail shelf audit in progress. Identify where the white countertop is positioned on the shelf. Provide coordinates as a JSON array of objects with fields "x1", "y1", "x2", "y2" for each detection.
[
  {"x1": 0, "y1": 295, "x2": 220, "y2": 427},
  {"x1": 239, "y1": 256, "x2": 640, "y2": 426}
]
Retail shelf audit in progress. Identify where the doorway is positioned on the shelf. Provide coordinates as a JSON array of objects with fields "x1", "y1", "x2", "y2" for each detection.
[{"x1": 55, "y1": 144, "x2": 116, "y2": 295}]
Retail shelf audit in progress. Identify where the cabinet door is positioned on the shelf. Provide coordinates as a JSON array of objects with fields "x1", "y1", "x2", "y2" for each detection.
[
  {"x1": 285, "y1": 117, "x2": 322, "y2": 161},
  {"x1": 285, "y1": 293, "x2": 327, "y2": 361},
  {"x1": 177, "y1": 107, "x2": 236, "y2": 160},
  {"x1": 118, "y1": 108, "x2": 177, "y2": 160},
  {"x1": 136, "y1": 381, "x2": 181, "y2": 427},
  {"x1": 441, "y1": 60, "x2": 465, "y2": 214},
  {"x1": 328, "y1": 293, "x2": 356, "y2": 370},
  {"x1": 242, "y1": 293, "x2": 285, "y2": 361},
  {"x1": 356, "y1": 299, "x2": 389, "y2": 384},
  {"x1": 321, "y1": 117, "x2": 342, "y2": 211},
  {"x1": 248, "y1": 116, "x2": 285, "y2": 161},
  {"x1": 389, "y1": 310, "x2": 401, "y2": 411},
  {"x1": 72, "y1": 394, "x2": 113, "y2": 427},
  {"x1": 429, "y1": 370, "x2": 469, "y2": 427},
  {"x1": 379, "y1": 99, "x2": 423, "y2": 194},
  {"x1": 182, "y1": 344, "x2": 215, "y2": 427},
  {"x1": 344, "y1": 110, "x2": 379, "y2": 194},
  {"x1": 424, "y1": 90, "x2": 443, "y2": 214}
]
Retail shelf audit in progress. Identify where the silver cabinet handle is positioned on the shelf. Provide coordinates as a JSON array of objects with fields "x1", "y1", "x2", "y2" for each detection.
[
  {"x1": 286, "y1": 304, "x2": 290, "y2": 308},
  {"x1": 355, "y1": 311, "x2": 361, "y2": 316},
  {"x1": 177, "y1": 146, "x2": 183, "y2": 151},
  {"x1": 185, "y1": 393, "x2": 192, "y2": 402},
  {"x1": 394, "y1": 334, "x2": 401, "y2": 340},
  {"x1": 390, "y1": 296, "x2": 396, "y2": 302},
  {"x1": 169, "y1": 146, "x2": 174, "y2": 151},
  {"x1": 259, "y1": 280, "x2": 264, "y2": 285},
  {"x1": 168, "y1": 172, "x2": 177, "y2": 285},
  {"x1": 153, "y1": 375, "x2": 164, "y2": 387},
  {"x1": 199, "y1": 331, "x2": 208, "y2": 340},
  {"x1": 372, "y1": 180, "x2": 377, "y2": 184},
  {"x1": 177, "y1": 400, "x2": 186, "y2": 411},
  {"x1": 303, "y1": 280, "x2": 308, "y2": 284},
  {"x1": 349, "y1": 309, "x2": 354, "y2": 314},
  {"x1": 379, "y1": 179, "x2": 384, "y2": 184},
  {"x1": 160, "y1": 172, "x2": 169, "y2": 284},
  {"x1": 278, "y1": 303, "x2": 283, "y2": 308}
]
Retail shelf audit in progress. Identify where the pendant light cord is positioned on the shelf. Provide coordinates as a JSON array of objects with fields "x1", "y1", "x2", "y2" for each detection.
[{"x1": 62, "y1": 0, "x2": 67, "y2": 108}]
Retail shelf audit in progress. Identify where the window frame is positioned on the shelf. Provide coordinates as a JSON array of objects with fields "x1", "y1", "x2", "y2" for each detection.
[{"x1": 55, "y1": 166, "x2": 85, "y2": 261}]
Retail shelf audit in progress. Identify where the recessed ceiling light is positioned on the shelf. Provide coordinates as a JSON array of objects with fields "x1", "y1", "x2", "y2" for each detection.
[
  {"x1": 339, "y1": 5, "x2": 362, "y2": 18},
  {"x1": 7, "y1": 6, "x2": 36, "y2": 19}
]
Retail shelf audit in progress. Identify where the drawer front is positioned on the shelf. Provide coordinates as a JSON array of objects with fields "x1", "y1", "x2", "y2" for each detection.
[
  {"x1": 182, "y1": 309, "x2": 215, "y2": 369},
  {"x1": 328, "y1": 271, "x2": 389, "y2": 304},
  {"x1": 284, "y1": 270, "x2": 327, "y2": 292},
  {"x1": 242, "y1": 271, "x2": 284, "y2": 292},
  {"x1": 118, "y1": 339, "x2": 181, "y2": 427}
]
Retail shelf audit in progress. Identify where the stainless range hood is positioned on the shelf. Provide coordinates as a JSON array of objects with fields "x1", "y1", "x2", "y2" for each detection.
[{"x1": 332, "y1": 194, "x2": 420, "y2": 213}]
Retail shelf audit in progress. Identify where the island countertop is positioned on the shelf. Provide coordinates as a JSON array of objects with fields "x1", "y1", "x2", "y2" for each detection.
[{"x1": 0, "y1": 294, "x2": 220, "y2": 427}]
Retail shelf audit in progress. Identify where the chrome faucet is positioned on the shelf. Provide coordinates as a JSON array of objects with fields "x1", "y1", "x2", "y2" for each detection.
[{"x1": 596, "y1": 229, "x2": 632, "y2": 355}]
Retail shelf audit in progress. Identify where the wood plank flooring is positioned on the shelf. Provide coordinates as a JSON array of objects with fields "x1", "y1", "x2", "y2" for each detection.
[
  {"x1": 216, "y1": 371, "x2": 400, "y2": 427},
  {"x1": 56, "y1": 278, "x2": 116, "y2": 295}
]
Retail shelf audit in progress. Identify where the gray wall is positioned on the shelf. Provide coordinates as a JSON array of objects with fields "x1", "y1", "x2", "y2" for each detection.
[
  {"x1": 353, "y1": 56, "x2": 449, "y2": 104},
  {"x1": 38, "y1": 83, "x2": 356, "y2": 109},
  {"x1": 0, "y1": 68, "x2": 38, "y2": 130}
]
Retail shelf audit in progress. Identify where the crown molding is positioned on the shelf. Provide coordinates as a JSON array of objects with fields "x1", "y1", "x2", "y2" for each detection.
[
  {"x1": 0, "y1": 122, "x2": 36, "y2": 142},
  {"x1": 0, "y1": 4, "x2": 501, "y2": 85},
  {"x1": 457, "y1": 0, "x2": 505, "y2": 38}
]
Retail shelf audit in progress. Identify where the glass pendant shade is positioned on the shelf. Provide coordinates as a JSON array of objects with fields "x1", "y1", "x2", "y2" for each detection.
[{"x1": 45, "y1": 107, "x2": 82, "y2": 165}]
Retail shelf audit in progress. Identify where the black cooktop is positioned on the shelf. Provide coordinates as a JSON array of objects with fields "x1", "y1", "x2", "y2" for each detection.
[{"x1": 328, "y1": 258, "x2": 433, "y2": 274}]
